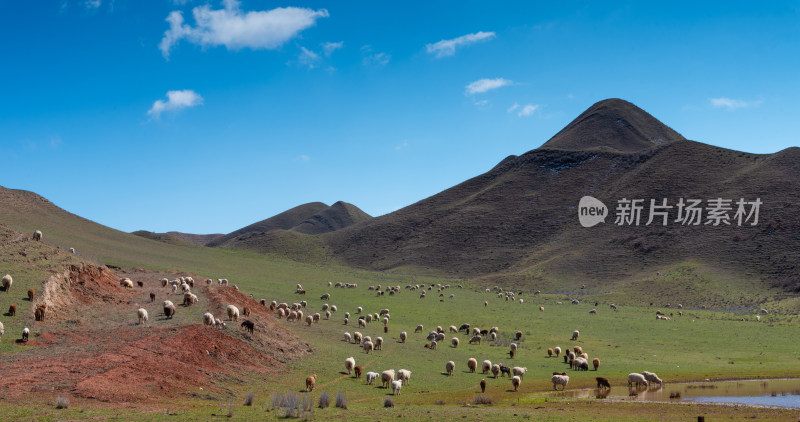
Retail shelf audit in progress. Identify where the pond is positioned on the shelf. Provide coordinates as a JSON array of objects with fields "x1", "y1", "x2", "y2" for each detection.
[{"x1": 551, "y1": 378, "x2": 800, "y2": 408}]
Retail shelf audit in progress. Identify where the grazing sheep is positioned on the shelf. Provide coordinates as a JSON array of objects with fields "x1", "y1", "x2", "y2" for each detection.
[
  {"x1": 499, "y1": 365, "x2": 512, "y2": 377},
  {"x1": 363, "y1": 335, "x2": 372, "y2": 344},
  {"x1": 515, "y1": 330, "x2": 522, "y2": 340},
  {"x1": 539, "y1": 306, "x2": 544, "y2": 312},
  {"x1": 398, "y1": 369, "x2": 411, "y2": 385},
  {"x1": 8, "y1": 304, "x2": 16, "y2": 317},
  {"x1": 589, "y1": 309, "x2": 597, "y2": 314},
  {"x1": 354, "y1": 365, "x2": 363, "y2": 378},
  {"x1": 414, "y1": 324, "x2": 424, "y2": 333},
  {"x1": 756, "y1": 315, "x2": 761, "y2": 321},
  {"x1": 2, "y1": 274, "x2": 13, "y2": 292},
  {"x1": 226, "y1": 305, "x2": 240, "y2": 321},
  {"x1": 445, "y1": 361, "x2": 455, "y2": 376},
  {"x1": 430, "y1": 340, "x2": 437, "y2": 350},
  {"x1": 363, "y1": 340, "x2": 374, "y2": 354},
  {"x1": 27, "y1": 288, "x2": 35, "y2": 302},
  {"x1": 484, "y1": 301, "x2": 488, "y2": 307},
  {"x1": 0, "y1": 321, "x2": 4, "y2": 340},
  {"x1": 344, "y1": 332, "x2": 352, "y2": 343},
  {"x1": 203, "y1": 312, "x2": 215, "y2": 327},
  {"x1": 491, "y1": 364, "x2": 500, "y2": 378},
  {"x1": 354, "y1": 332, "x2": 363, "y2": 344},
  {"x1": 435, "y1": 332, "x2": 445, "y2": 342},
  {"x1": 320, "y1": 293, "x2": 330, "y2": 300},
  {"x1": 32, "y1": 230, "x2": 42, "y2": 241},
  {"x1": 593, "y1": 358, "x2": 600, "y2": 371},
  {"x1": 305, "y1": 374, "x2": 317, "y2": 392},
  {"x1": 214, "y1": 318, "x2": 226, "y2": 328},
  {"x1": 480, "y1": 378, "x2": 486, "y2": 393},
  {"x1": 242, "y1": 306, "x2": 251, "y2": 317},
  {"x1": 391, "y1": 380, "x2": 402, "y2": 395},
  {"x1": 596, "y1": 377, "x2": 611, "y2": 389},
  {"x1": 305, "y1": 315, "x2": 313, "y2": 326},
  {"x1": 627, "y1": 373, "x2": 648, "y2": 387},
  {"x1": 510, "y1": 343, "x2": 518, "y2": 351},
  {"x1": 469, "y1": 335, "x2": 481, "y2": 345},
  {"x1": 571, "y1": 330, "x2": 579, "y2": 340},
  {"x1": 137, "y1": 308, "x2": 148, "y2": 325},
  {"x1": 381, "y1": 370, "x2": 395, "y2": 388},
  {"x1": 356, "y1": 306, "x2": 363, "y2": 314},
  {"x1": 458, "y1": 323, "x2": 470, "y2": 333},
  {"x1": 482, "y1": 360, "x2": 492, "y2": 374},
  {"x1": 366, "y1": 372, "x2": 379, "y2": 385},
  {"x1": 163, "y1": 300, "x2": 176, "y2": 318},
  {"x1": 241, "y1": 320, "x2": 254, "y2": 334},
  {"x1": 345, "y1": 357, "x2": 356, "y2": 374},
  {"x1": 552, "y1": 374, "x2": 569, "y2": 391},
  {"x1": 509, "y1": 349, "x2": 516, "y2": 359},
  {"x1": 34, "y1": 304, "x2": 46, "y2": 321},
  {"x1": 554, "y1": 346, "x2": 562, "y2": 357},
  {"x1": 547, "y1": 348, "x2": 554, "y2": 357},
  {"x1": 149, "y1": 292, "x2": 156, "y2": 302},
  {"x1": 512, "y1": 367, "x2": 527, "y2": 379},
  {"x1": 467, "y1": 358, "x2": 478, "y2": 373},
  {"x1": 22, "y1": 327, "x2": 29, "y2": 342},
  {"x1": 358, "y1": 318, "x2": 367, "y2": 328},
  {"x1": 642, "y1": 371, "x2": 663, "y2": 385},
  {"x1": 399, "y1": 331, "x2": 407, "y2": 343},
  {"x1": 374, "y1": 337, "x2": 384, "y2": 351},
  {"x1": 512, "y1": 375, "x2": 521, "y2": 391},
  {"x1": 574, "y1": 346, "x2": 583, "y2": 355},
  {"x1": 120, "y1": 278, "x2": 134, "y2": 288}
]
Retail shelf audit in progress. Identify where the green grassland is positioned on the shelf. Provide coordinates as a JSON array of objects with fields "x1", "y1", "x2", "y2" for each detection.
[{"x1": 1, "y1": 201, "x2": 800, "y2": 420}]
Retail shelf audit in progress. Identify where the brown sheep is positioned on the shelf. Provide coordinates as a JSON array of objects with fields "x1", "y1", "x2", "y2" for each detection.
[
  {"x1": 593, "y1": 358, "x2": 600, "y2": 371},
  {"x1": 509, "y1": 349, "x2": 515, "y2": 359},
  {"x1": 241, "y1": 320, "x2": 254, "y2": 334},
  {"x1": 515, "y1": 330, "x2": 522, "y2": 340},
  {"x1": 164, "y1": 303, "x2": 176, "y2": 319},
  {"x1": 8, "y1": 304, "x2": 16, "y2": 317},
  {"x1": 27, "y1": 288, "x2": 35, "y2": 302},
  {"x1": 305, "y1": 374, "x2": 317, "y2": 392},
  {"x1": 260, "y1": 299, "x2": 267, "y2": 306},
  {"x1": 354, "y1": 365, "x2": 363, "y2": 378},
  {"x1": 150, "y1": 292, "x2": 156, "y2": 302},
  {"x1": 34, "y1": 304, "x2": 47, "y2": 321},
  {"x1": 243, "y1": 306, "x2": 251, "y2": 317},
  {"x1": 480, "y1": 378, "x2": 486, "y2": 393},
  {"x1": 384, "y1": 325, "x2": 388, "y2": 333},
  {"x1": 574, "y1": 346, "x2": 583, "y2": 355},
  {"x1": 512, "y1": 376, "x2": 521, "y2": 391},
  {"x1": 547, "y1": 348, "x2": 553, "y2": 357},
  {"x1": 596, "y1": 376, "x2": 611, "y2": 389},
  {"x1": 467, "y1": 358, "x2": 478, "y2": 373}
]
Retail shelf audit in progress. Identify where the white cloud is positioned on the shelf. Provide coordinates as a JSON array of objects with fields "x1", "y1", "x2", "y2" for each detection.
[
  {"x1": 517, "y1": 104, "x2": 539, "y2": 117},
  {"x1": 507, "y1": 103, "x2": 519, "y2": 113},
  {"x1": 297, "y1": 154, "x2": 311, "y2": 162},
  {"x1": 85, "y1": 0, "x2": 101, "y2": 9},
  {"x1": 298, "y1": 46, "x2": 320, "y2": 68},
  {"x1": 426, "y1": 31, "x2": 495, "y2": 58},
  {"x1": 322, "y1": 41, "x2": 343, "y2": 56},
  {"x1": 363, "y1": 52, "x2": 391, "y2": 67},
  {"x1": 473, "y1": 99, "x2": 489, "y2": 107},
  {"x1": 709, "y1": 97, "x2": 762, "y2": 110},
  {"x1": 465, "y1": 78, "x2": 513, "y2": 95},
  {"x1": 147, "y1": 90, "x2": 203, "y2": 118},
  {"x1": 159, "y1": 0, "x2": 329, "y2": 59},
  {"x1": 395, "y1": 140, "x2": 409, "y2": 151}
]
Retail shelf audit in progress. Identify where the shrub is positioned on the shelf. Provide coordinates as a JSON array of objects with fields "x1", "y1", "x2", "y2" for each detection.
[
  {"x1": 383, "y1": 397, "x2": 394, "y2": 408},
  {"x1": 55, "y1": 396, "x2": 69, "y2": 409},
  {"x1": 473, "y1": 394, "x2": 493, "y2": 405},
  {"x1": 335, "y1": 392, "x2": 348, "y2": 409},
  {"x1": 318, "y1": 391, "x2": 330, "y2": 409},
  {"x1": 244, "y1": 392, "x2": 255, "y2": 406}
]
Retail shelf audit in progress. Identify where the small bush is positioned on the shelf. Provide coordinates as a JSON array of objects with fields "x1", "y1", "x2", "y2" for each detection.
[
  {"x1": 301, "y1": 394, "x2": 313, "y2": 412},
  {"x1": 473, "y1": 394, "x2": 493, "y2": 405},
  {"x1": 244, "y1": 392, "x2": 255, "y2": 406},
  {"x1": 282, "y1": 392, "x2": 301, "y2": 418},
  {"x1": 55, "y1": 396, "x2": 69, "y2": 409},
  {"x1": 318, "y1": 391, "x2": 330, "y2": 409},
  {"x1": 383, "y1": 397, "x2": 394, "y2": 408},
  {"x1": 335, "y1": 392, "x2": 348, "y2": 409}
]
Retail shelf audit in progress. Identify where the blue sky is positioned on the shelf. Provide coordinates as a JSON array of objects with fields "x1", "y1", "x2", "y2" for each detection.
[{"x1": 1, "y1": 1, "x2": 798, "y2": 234}]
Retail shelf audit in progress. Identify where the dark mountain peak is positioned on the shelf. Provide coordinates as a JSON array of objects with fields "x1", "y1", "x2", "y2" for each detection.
[
  {"x1": 291, "y1": 201, "x2": 372, "y2": 235},
  {"x1": 540, "y1": 98, "x2": 686, "y2": 154}
]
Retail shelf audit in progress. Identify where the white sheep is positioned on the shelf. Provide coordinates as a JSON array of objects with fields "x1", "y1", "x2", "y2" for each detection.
[
  {"x1": 120, "y1": 278, "x2": 134, "y2": 288},
  {"x1": 1, "y1": 274, "x2": 12, "y2": 293},
  {"x1": 391, "y1": 380, "x2": 402, "y2": 395},
  {"x1": 203, "y1": 312, "x2": 215, "y2": 327},
  {"x1": 642, "y1": 371, "x2": 663, "y2": 385},
  {"x1": 344, "y1": 332, "x2": 352, "y2": 343},
  {"x1": 214, "y1": 318, "x2": 226, "y2": 328},
  {"x1": 571, "y1": 330, "x2": 579, "y2": 340},
  {"x1": 345, "y1": 357, "x2": 356, "y2": 374},
  {"x1": 381, "y1": 370, "x2": 395, "y2": 388},
  {"x1": 449, "y1": 325, "x2": 458, "y2": 333},
  {"x1": 356, "y1": 306, "x2": 363, "y2": 314},
  {"x1": 415, "y1": 324, "x2": 423, "y2": 333},
  {"x1": 469, "y1": 335, "x2": 481, "y2": 345},
  {"x1": 397, "y1": 369, "x2": 411, "y2": 385},
  {"x1": 22, "y1": 327, "x2": 29, "y2": 342},
  {"x1": 358, "y1": 318, "x2": 366, "y2": 328},
  {"x1": 482, "y1": 360, "x2": 492, "y2": 374},
  {"x1": 627, "y1": 373, "x2": 648, "y2": 387},
  {"x1": 305, "y1": 315, "x2": 314, "y2": 326},
  {"x1": 0, "y1": 321, "x2": 4, "y2": 341},
  {"x1": 445, "y1": 361, "x2": 455, "y2": 376},
  {"x1": 430, "y1": 340, "x2": 437, "y2": 350},
  {"x1": 32, "y1": 230, "x2": 43, "y2": 241},
  {"x1": 491, "y1": 364, "x2": 500, "y2": 378},
  {"x1": 137, "y1": 308, "x2": 148, "y2": 325},
  {"x1": 467, "y1": 357, "x2": 478, "y2": 373},
  {"x1": 552, "y1": 374, "x2": 569, "y2": 390},
  {"x1": 399, "y1": 331, "x2": 407, "y2": 343},
  {"x1": 554, "y1": 346, "x2": 562, "y2": 357},
  {"x1": 512, "y1": 375, "x2": 521, "y2": 391},
  {"x1": 512, "y1": 366, "x2": 527, "y2": 379},
  {"x1": 366, "y1": 372, "x2": 379, "y2": 385},
  {"x1": 374, "y1": 336, "x2": 383, "y2": 350},
  {"x1": 226, "y1": 304, "x2": 240, "y2": 321},
  {"x1": 451, "y1": 337, "x2": 459, "y2": 348},
  {"x1": 68, "y1": 247, "x2": 76, "y2": 254},
  {"x1": 353, "y1": 331, "x2": 363, "y2": 344}
]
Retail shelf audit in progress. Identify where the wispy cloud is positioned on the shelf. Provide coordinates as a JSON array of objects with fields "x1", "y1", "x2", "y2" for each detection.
[
  {"x1": 709, "y1": 97, "x2": 763, "y2": 110},
  {"x1": 395, "y1": 140, "x2": 409, "y2": 151},
  {"x1": 426, "y1": 31, "x2": 495, "y2": 58},
  {"x1": 473, "y1": 99, "x2": 489, "y2": 107},
  {"x1": 85, "y1": 0, "x2": 101, "y2": 9},
  {"x1": 147, "y1": 90, "x2": 203, "y2": 118},
  {"x1": 298, "y1": 46, "x2": 320, "y2": 68},
  {"x1": 517, "y1": 104, "x2": 539, "y2": 116},
  {"x1": 361, "y1": 45, "x2": 391, "y2": 67},
  {"x1": 159, "y1": 0, "x2": 329, "y2": 59},
  {"x1": 297, "y1": 154, "x2": 311, "y2": 162},
  {"x1": 465, "y1": 78, "x2": 513, "y2": 95},
  {"x1": 322, "y1": 41, "x2": 343, "y2": 57},
  {"x1": 507, "y1": 103, "x2": 519, "y2": 113}
]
